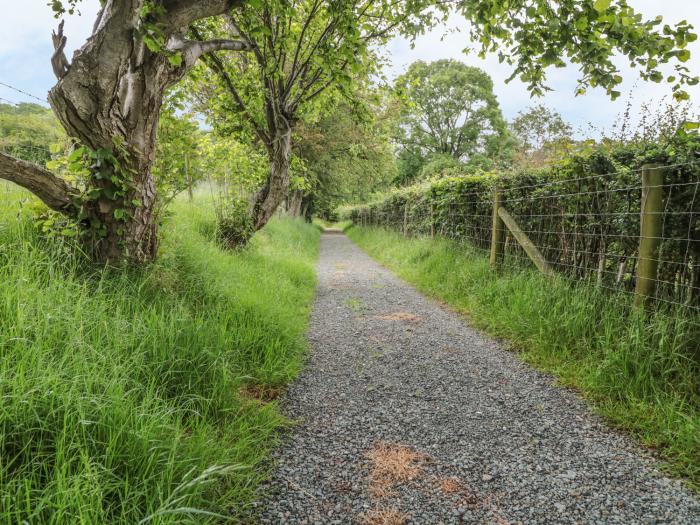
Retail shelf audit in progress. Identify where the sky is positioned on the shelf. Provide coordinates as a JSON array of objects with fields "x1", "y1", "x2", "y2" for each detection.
[{"x1": 0, "y1": 1, "x2": 699, "y2": 138}]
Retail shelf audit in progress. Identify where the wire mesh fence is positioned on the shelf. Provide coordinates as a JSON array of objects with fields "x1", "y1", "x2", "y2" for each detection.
[
  {"x1": 0, "y1": 87, "x2": 58, "y2": 166},
  {"x1": 347, "y1": 161, "x2": 700, "y2": 313}
]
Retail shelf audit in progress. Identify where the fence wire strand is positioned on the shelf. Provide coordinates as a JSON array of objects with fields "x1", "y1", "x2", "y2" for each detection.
[{"x1": 351, "y1": 162, "x2": 700, "y2": 314}]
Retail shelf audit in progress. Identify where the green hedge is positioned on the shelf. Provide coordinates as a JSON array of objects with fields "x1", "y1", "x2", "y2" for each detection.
[{"x1": 343, "y1": 144, "x2": 700, "y2": 307}]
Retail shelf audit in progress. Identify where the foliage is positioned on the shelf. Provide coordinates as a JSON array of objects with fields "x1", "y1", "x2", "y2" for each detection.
[
  {"x1": 194, "y1": 132, "x2": 269, "y2": 246},
  {"x1": 510, "y1": 104, "x2": 573, "y2": 168},
  {"x1": 419, "y1": 154, "x2": 462, "y2": 176},
  {"x1": 395, "y1": 148, "x2": 426, "y2": 186},
  {"x1": 347, "y1": 225, "x2": 700, "y2": 488},
  {"x1": 343, "y1": 133, "x2": 700, "y2": 307},
  {"x1": 457, "y1": 0, "x2": 698, "y2": 101},
  {"x1": 0, "y1": 185, "x2": 319, "y2": 523},
  {"x1": 187, "y1": 0, "x2": 445, "y2": 232},
  {"x1": 0, "y1": 103, "x2": 66, "y2": 164},
  {"x1": 190, "y1": 0, "x2": 700, "y2": 227},
  {"x1": 53, "y1": 0, "x2": 700, "y2": 106},
  {"x1": 512, "y1": 104, "x2": 573, "y2": 152},
  {"x1": 198, "y1": 133, "x2": 268, "y2": 192},
  {"x1": 294, "y1": 96, "x2": 397, "y2": 219},
  {"x1": 393, "y1": 59, "x2": 511, "y2": 163},
  {"x1": 153, "y1": 100, "x2": 204, "y2": 205},
  {"x1": 193, "y1": 0, "x2": 440, "y2": 137},
  {"x1": 215, "y1": 197, "x2": 255, "y2": 248}
]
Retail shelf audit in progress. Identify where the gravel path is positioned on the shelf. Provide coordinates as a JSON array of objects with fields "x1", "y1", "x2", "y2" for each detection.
[{"x1": 257, "y1": 232, "x2": 700, "y2": 524}]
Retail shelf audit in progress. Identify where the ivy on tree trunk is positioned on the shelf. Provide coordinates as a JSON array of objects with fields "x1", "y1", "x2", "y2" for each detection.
[{"x1": 0, "y1": 0, "x2": 249, "y2": 263}]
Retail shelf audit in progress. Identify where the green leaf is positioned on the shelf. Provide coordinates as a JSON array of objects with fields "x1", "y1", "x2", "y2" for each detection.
[
  {"x1": 673, "y1": 89, "x2": 690, "y2": 101},
  {"x1": 167, "y1": 52, "x2": 183, "y2": 67},
  {"x1": 143, "y1": 35, "x2": 161, "y2": 53},
  {"x1": 594, "y1": 0, "x2": 611, "y2": 13}
]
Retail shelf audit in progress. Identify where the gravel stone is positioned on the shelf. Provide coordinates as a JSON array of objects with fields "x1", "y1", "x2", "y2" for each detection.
[{"x1": 256, "y1": 233, "x2": 700, "y2": 524}]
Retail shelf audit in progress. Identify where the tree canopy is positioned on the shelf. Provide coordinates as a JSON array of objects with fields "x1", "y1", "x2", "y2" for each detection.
[
  {"x1": 0, "y1": 0, "x2": 696, "y2": 263},
  {"x1": 394, "y1": 59, "x2": 509, "y2": 162},
  {"x1": 510, "y1": 104, "x2": 573, "y2": 167},
  {"x1": 295, "y1": 95, "x2": 396, "y2": 218},
  {"x1": 456, "y1": 0, "x2": 698, "y2": 100},
  {"x1": 512, "y1": 105, "x2": 573, "y2": 153}
]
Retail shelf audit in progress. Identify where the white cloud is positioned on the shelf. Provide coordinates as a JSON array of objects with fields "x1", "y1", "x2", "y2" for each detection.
[{"x1": 0, "y1": 0, "x2": 100, "y2": 103}]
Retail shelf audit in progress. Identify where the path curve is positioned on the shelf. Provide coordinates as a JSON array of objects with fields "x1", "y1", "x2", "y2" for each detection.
[{"x1": 258, "y1": 232, "x2": 699, "y2": 524}]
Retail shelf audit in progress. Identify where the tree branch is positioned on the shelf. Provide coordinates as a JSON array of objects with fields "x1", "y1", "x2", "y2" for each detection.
[
  {"x1": 162, "y1": 0, "x2": 245, "y2": 31},
  {"x1": 168, "y1": 35, "x2": 251, "y2": 68},
  {"x1": 0, "y1": 152, "x2": 78, "y2": 213},
  {"x1": 51, "y1": 20, "x2": 70, "y2": 80},
  {"x1": 196, "y1": 44, "x2": 272, "y2": 146},
  {"x1": 189, "y1": 38, "x2": 250, "y2": 55}
]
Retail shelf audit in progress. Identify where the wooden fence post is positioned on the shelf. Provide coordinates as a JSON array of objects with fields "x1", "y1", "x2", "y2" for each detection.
[
  {"x1": 634, "y1": 164, "x2": 665, "y2": 307},
  {"x1": 498, "y1": 207, "x2": 555, "y2": 277},
  {"x1": 403, "y1": 201, "x2": 409, "y2": 237},
  {"x1": 490, "y1": 188, "x2": 504, "y2": 268}
]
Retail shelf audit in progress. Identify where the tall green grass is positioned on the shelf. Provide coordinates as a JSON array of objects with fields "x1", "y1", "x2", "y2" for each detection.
[
  {"x1": 346, "y1": 225, "x2": 700, "y2": 488},
  {"x1": 0, "y1": 184, "x2": 319, "y2": 523}
]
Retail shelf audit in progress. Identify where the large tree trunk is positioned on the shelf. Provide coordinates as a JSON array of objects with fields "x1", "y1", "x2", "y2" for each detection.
[
  {"x1": 250, "y1": 121, "x2": 293, "y2": 231},
  {"x1": 286, "y1": 190, "x2": 303, "y2": 217},
  {"x1": 47, "y1": 3, "x2": 162, "y2": 260},
  {"x1": 0, "y1": 0, "x2": 247, "y2": 263}
]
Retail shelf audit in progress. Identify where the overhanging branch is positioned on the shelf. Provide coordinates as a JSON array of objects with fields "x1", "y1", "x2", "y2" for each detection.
[
  {"x1": 191, "y1": 27, "x2": 271, "y2": 146},
  {"x1": 0, "y1": 152, "x2": 78, "y2": 214},
  {"x1": 162, "y1": 0, "x2": 245, "y2": 31},
  {"x1": 168, "y1": 35, "x2": 251, "y2": 68}
]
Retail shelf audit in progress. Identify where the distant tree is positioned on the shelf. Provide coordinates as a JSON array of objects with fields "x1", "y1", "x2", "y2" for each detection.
[
  {"x1": 394, "y1": 60, "x2": 511, "y2": 164},
  {"x1": 295, "y1": 97, "x2": 396, "y2": 218},
  {"x1": 511, "y1": 105, "x2": 573, "y2": 167},
  {"x1": 512, "y1": 105, "x2": 573, "y2": 153}
]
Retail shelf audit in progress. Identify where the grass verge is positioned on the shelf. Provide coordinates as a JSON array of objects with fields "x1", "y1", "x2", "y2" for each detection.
[
  {"x1": 0, "y1": 184, "x2": 319, "y2": 523},
  {"x1": 346, "y1": 224, "x2": 700, "y2": 489}
]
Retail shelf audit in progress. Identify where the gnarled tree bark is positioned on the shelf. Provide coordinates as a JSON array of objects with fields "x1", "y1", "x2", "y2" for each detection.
[
  {"x1": 0, "y1": 0, "x2": 248, "y2": 263},
  {"x1": 286, "y1": 189, "x2": 304, "y2": 218},
  {"x1": 250, "y1": 115, "x2": 293, "y2": 230},
  {"x1": 0, "y1": 152, "x2": 78, "y2": 213}
]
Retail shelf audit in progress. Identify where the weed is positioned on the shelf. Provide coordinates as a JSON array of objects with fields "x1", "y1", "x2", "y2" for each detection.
[{"x1": 346, "y1": 297, "x2": 364, "y2": 311}]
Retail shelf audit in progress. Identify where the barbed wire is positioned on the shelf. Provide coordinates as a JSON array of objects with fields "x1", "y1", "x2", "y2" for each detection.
[
  {"x1": 0, "y1": 81, "x2": 48, "y2": 104},
  {"x1": 351, "y1": 162, "x2": 700, "y2": 314}
]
